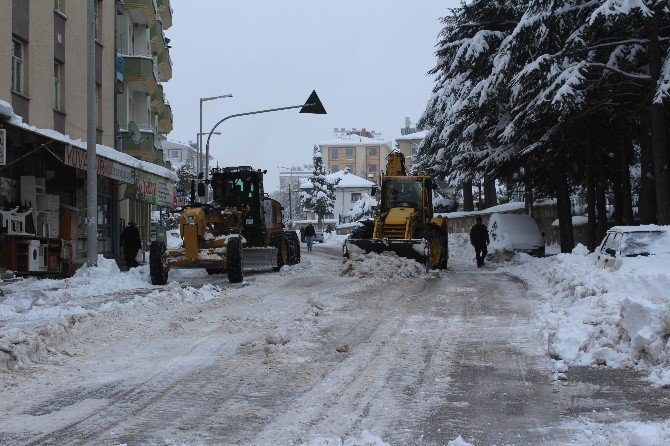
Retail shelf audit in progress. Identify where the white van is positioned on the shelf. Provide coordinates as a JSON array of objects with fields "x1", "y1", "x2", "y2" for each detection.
[{"x1": 488, "y1": 213, "x2": 545, "y2": 257}]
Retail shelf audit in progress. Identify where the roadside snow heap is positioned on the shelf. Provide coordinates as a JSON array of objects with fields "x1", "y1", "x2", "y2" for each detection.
[
  {"x1": 504, "y1": 239, "x2": 670, "y2": 387},
  {"x1": 341, "y1": 252, "x2": 427, "y2": 285}
]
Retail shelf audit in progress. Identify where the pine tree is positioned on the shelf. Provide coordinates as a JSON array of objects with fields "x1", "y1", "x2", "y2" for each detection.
[{"x1": 302, "y1": 151, "x2": 337, "y2": 227}]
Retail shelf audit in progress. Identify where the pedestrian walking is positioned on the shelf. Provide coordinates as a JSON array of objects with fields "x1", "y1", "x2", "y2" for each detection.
[
  {"x1": 469, "y1": 216, "x2": 490, "y2": 268},
  {"x1": 304, "y1": 223, "x2": 316, "y2": 252},
  {"x1": 121, "y1": 221, "x2": 142, "y2": 269}
]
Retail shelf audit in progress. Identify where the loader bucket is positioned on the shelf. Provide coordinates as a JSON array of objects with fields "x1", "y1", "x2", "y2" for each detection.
[{"x1": 344, "y1": 238, "x2": 428, "y2": 265}]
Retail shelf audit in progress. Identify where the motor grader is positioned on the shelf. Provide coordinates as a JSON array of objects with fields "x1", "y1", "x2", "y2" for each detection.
[
  {"x1": 149, "y1": 166, "x2": 300, "y2": 285},
  {"x1": 343, "y1": 151, "x2": 448, "y2": 269}
]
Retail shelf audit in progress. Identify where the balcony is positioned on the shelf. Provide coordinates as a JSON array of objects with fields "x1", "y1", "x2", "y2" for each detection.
[
  {"x1": 157, "y1": 47, "x2": 172, "y2": 82},
  {"x1": 123, "y1": 0, "x2": 157, "y2": 27},
  {"x1": 150, "y1": 20, "x2": 166, "y2": 55},
  {"x1": 122, "y1": 54, "x2": 158, "y2": 95},
  {"x1": 158, "y1": 103, "x2": 173, "y2": 134},
  {"x1": 120, "y1": 125, "x2": 165, "y2": 166},
  {"x1": 151, "y1": 84, "x2": 165, "y2": 114},
  {"x1": 156, "y1": 0, "x2": 173, "y2": 30}
]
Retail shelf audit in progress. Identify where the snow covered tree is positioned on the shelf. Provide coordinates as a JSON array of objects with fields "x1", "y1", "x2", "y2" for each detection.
[
  {"x1": 347, "y1": 193, "x2": 378, "y2": 221},
  {"x1": 174, "y1": 160, "x2": 196, "y2": 200},
  {"x1": 302, "y1": 151, "x2": 337, "y2": 227}
]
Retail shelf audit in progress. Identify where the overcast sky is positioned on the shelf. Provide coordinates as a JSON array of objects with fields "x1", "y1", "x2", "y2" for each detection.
[{"x1": 164, "y1": 1, "x2": 457, "y2": 191}]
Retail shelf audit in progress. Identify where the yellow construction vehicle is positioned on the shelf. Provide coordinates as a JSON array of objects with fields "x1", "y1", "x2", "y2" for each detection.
[
  {"x1": 149, "y1": 166, "x2": 300, "y2": 284},
  {"x1": 343, "y1": 151, "x2": 448, "y2": 269}
]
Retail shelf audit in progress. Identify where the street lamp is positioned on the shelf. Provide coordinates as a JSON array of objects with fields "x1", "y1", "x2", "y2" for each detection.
[
  {"x1": 195, "y1": 131, "x2": 220, "y2": 171},
  {"x1": 203, "y1": 90, "x2": 326, "y2": 202},
  {"x1": 199, "y1": 94, "x2": 233, "y2": 175},
  {"x1": 279, "y1": 165, "x2": 296, "y2": 221}
]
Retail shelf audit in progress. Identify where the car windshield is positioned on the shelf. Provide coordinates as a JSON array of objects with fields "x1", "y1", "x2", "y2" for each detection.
[
  {"x1": 620, "y1": 231, "x2": 670, "y2": 256},
  {"x1": 384, "y1": 178, "x2": 422, "y2": 209}
]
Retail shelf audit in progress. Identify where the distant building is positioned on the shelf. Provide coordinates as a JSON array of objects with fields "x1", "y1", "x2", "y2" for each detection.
[
  {"x1": 300, "y1": 170, "x2": 376, "y2": 221},
  {"x1": 315, "y1": 130, "x2": 393, "y2": 184},
  {"x1": 279, "y1": 165, "x2": 313, "y2": 191}
]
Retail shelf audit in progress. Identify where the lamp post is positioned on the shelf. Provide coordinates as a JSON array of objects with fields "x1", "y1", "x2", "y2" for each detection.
[
  {"x1": 203, "y1": 91, "x2": 326, "y2": 204},
  {"x1": 195, "y1": 131, "x2": 220, "y2": 172},
  {"x1": 199, "y1": 94, "x2": 232, "y2": 175},
  {"x1": 279, "y1": 166, "x2": 295, "y2": 221}
]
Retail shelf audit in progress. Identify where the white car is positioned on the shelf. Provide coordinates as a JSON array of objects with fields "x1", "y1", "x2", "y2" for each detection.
[
  {"x1": 488, "y1": 213, "x2": 545, "y2": 257},
  {"x1": 597, "y1": 226, "x2": 670, "y2": 270}
]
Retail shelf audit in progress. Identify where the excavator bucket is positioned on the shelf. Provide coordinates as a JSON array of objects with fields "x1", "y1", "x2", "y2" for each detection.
[{"x1": 344, "y1": 237, "x2": 428, "y2": 265}]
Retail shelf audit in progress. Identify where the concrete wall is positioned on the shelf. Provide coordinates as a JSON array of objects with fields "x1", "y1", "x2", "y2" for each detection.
[{"x1": 27, "y1": 2, "x2": 53, "y2": 130}]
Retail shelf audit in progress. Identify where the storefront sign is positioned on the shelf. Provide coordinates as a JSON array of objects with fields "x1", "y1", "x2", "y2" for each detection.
[
  {"x1": 135, "y1": 171, "x2": 176, "y2": 208},
  {"x1": 64, "y1": 144, "x2": 135, "y2": 184},
  {"x1": 176, "y1": 188, "x2": 186, "y2": 207},
  {"x1": 0, "y1": 129, "x2": 6, "y2": 166}
]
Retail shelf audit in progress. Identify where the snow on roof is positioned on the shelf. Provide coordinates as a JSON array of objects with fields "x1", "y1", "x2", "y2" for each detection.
[
  {"x1": 0, "y1": 99, "x2": 178, "y2": 182},
  {"x1": 395, "y1": 129, "x2": 429, "y2": 141},
  {"x1": 162, "y1": 139, "x2": 195, "y2": 151},
  {"x1": 315, "y1": 136, "x2": 391, "y2": 147},
  {"x1": 609, "y1": 224, "x2": 670, "y2": 233},
  {"x1": 300, "y1": 170, "x2": 375, "y2": 189}
]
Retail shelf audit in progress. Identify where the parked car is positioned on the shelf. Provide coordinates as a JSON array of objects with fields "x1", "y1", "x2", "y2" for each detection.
[
  {"x1": 488, "y1": 213, "x2": 545, "y2": 257},
  {"x1": 597, "y1": 226, "x2": 670, "y2": 270}
]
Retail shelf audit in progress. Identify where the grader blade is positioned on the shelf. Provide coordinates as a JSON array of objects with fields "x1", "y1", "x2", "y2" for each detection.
[{"x1": 242, "y1": 247, "x2": 278, "y2": 270}]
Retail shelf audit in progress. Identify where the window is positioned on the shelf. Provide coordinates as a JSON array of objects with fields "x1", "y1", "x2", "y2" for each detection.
[
  {"x1": 171, "y1": 150, "x2": 179, "y2": 159},
  {"x1": 368, "y1": 164, "x2": 378, "y2": 173},
  {"x1": 331, "y1": 148, "x2": 339, "y2": 160},
  {"x1": 11, "y1": 39, "x2": 24, "y2": 94},
  {"x1": 345, "y1": 164, "x2": 354, "y2": 173},
  {"x1": 331, "y1": 164, "x2": 339, "y2": 173},
  {"x1": 54, "y1": 62, "x2": 63, "y2": 111},
  {"x1": 351, "y1": 193, "x2": 361, "y2": 202},
  {"x1": 411, "y1": 143, "x2": 420, "y2": 155},
  {"x1": 368, "y1": 147, "x2": 378, "y2": 157},
  {"x1": 345, "y1": 148, "x2": 354, "y2": 159}
]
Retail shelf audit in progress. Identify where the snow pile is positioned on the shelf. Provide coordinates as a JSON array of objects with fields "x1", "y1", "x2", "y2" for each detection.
[
  {"x1": 504, "y1": 246, "x2": 670, "y2": 386},
  {"x1": 301, "y1": 431, "x2": 390, "y2": 446},
  {"x1": 447, "y1": 436, "x2": 474, "y2": 446},
  {"x1": 571, "y1": 419, "x2": 670, "y2": 445},
  {"x1": 166, "y1": 229, "x2": 182, "y2": 249},
  {"x1": 341, "y1": 252, "x2": 427, "y2": 285},
  {"x1": 323, "y1": 231, "x2": 348, "y2": 246}
]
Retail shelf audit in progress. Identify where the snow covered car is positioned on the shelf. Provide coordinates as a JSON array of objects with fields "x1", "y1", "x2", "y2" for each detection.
[
  {"x1": 314, "y1": 228, "x2": 325, "y2": 243},
  {"x1": 597, "y1": 226, "x2": 670, "y2": 270},
  {"x1": 488, "y1": 213, "x2": 545, "y2": 257}
]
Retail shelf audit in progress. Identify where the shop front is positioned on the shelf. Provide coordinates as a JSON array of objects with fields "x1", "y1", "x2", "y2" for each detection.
[{"x1": 0, "y1": 117, "x2": 176, "y2": 276}]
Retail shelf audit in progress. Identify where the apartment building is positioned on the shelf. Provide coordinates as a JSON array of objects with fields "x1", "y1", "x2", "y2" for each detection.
[
  {"x1": 0, "y1": 0, "x2": 177, "y2": 273},
  {"x1": 115, "y1": 0, "x2": 173, "y2": 167},
  {"x1": 395, "y1": 129, "x2": 427, "y2": 171},
  {"x1": 315, "y1": 132, "x2": 392, "y2": 184}
]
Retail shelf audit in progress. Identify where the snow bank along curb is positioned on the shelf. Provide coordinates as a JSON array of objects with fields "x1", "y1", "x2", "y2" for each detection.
[
  {"x1": 502, "y1": 245, "x2": 670, "y2": 387},
  {"x1": 0, "y1": 256, "x2": 223, "y2": 372}
]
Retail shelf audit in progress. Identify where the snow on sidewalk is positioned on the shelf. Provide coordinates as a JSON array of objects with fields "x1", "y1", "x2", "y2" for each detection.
[
  {"x1": 501, "y1": 245, "x2": 670, "y2": 387},
  {"x1": 0, "y1": 255, "x2": 222, "y2": 372}
]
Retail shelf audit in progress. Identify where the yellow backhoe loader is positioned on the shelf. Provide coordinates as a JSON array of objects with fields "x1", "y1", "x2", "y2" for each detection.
[
  {"x1": 343, "y1": 152, "x2": 448, "y2": 269},
  {"x1": 149, "y1": 166, "x2": 300, "y2": 284}
]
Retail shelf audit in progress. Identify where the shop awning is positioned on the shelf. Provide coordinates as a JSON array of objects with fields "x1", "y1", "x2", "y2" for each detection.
[{"x1": 0, "y1": 100, "x2": 178, "y2": 208}]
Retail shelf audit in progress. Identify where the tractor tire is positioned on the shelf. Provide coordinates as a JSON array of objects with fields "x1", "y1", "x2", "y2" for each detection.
[
  {"x1": 287, "y1": 231, "x2": 301, "y2": 265},
  {"x1": 206, "y1": 268, "x2": 224, "y2": 275},
  {"x1": 271, "y1": 232, "x2": 289, "y2": 271},
  {"x1": 422, "y1": 226, "x2": 448, "y2": 270},
  {"x1": 149, "y1": 241, "x2": 169, "y2": 285},
  {"x1": 226, "y1": 237, "x2": 244, "y2": 283}
]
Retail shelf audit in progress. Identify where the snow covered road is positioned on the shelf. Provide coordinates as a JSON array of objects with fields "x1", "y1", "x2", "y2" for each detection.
[{"x1": 0, "y1": 242, "x2": 669, "y2": 445}]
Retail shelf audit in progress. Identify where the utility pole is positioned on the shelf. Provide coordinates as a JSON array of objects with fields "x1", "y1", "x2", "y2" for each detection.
[{"x1": 86, "y1": 0, "x2": 98, "y2": 266}]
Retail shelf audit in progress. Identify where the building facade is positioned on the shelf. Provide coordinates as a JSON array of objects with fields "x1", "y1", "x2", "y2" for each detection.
[
  {"x1": 300, "y1": 170, "x2": 375, "y2": 222},
  {"x1": 162, "y1": 140, "x2": 199, "y2": 171},
  {"x1": 316, "y1": 135, "x2": 392, "y2": 185},
  {"x1": 0, "y1": 0, "x2": 177, "y2": 274},
  {"x1": 395, "y1": 129, "x2": 427, "y2": 172}
]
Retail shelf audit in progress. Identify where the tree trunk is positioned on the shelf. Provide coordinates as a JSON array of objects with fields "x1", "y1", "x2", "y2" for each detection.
[
  {"x1": 483, "y1": 177, "x2": 497, "y2": 209},
  {"x1": 618, "y1": 135, "x2": 634, "y2": 224},
  {"x1": 647, "y1": 14, "x2": 670, "y2": 224},
  {"x1": 463, "y1": 179, "x2": 474, "y2": 212},
  {"x1": 524, "y1": 179, "x2": 534, "y2": 217},
  {"x1": 586, "y1": 145, "x2": 597, "y2": 251},
  {"x1": 555, "y1": 160, "x2": 574, "y2": 253},
  {"x1": 639, "y1": 123, "x2": 656, "y2": 223}
]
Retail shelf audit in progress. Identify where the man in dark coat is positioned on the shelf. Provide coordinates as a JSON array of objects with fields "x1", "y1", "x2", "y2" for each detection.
[
  {"x1": 304, "y1": 223, "x2": 316, "y2": 251},
  {"x1": 469, "y1": 216, "x2": 490, "y2": 268},
  {"x1": 121, "y1": 221, "x2": 142, "y2": 269}
]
